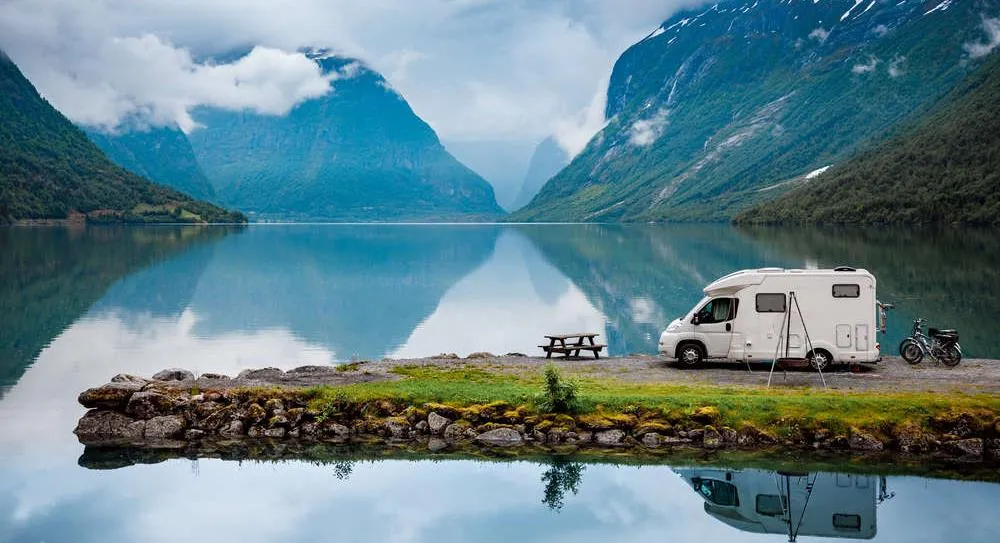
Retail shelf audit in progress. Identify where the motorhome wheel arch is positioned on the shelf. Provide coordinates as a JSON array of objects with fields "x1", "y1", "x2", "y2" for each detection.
[{"x1": 658, "y1": 268, "x2": 881, "y2": 366}]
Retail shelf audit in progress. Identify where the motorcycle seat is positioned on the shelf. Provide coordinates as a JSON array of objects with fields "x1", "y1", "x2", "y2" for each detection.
[{"x1": 929, "y1": 328, "x2": 957, "y2": 336}]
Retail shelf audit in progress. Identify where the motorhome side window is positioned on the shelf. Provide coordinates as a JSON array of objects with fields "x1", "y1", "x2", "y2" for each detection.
[
  {"x1": 832, "y1": 284, "x2": 861, "y2": 298},
  {"x1": 695, "y1": 298, "x2": 736, "y2": 324},
  {"x1": 755, "y1": 293, "x2": 786, "y2": 313}
]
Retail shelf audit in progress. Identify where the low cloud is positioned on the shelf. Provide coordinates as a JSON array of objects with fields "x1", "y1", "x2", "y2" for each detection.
[
  {"x1": 851, "y1": 56, "x2": 880, "y2": 74},
  {"x1": 808, "y1": 27, "x2": 830, "y2": 43},
  {"x1": 873, "y1": 24, "x2": 890, "y2": 37},
  {"x1": 963, "y1": 17, "x2": 1000, "y2": 59},
  {"x1": 552, "y1": 74, "x2": 610, "y2": 158},
  {"x1": 629, "y1": 107, "x2": 669, "y2": 146},
  {"x1": 888, "y1": 55, "x2": 906, "y2": 78}
]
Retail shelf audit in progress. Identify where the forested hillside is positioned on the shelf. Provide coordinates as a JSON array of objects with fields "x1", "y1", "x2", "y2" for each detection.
[
  {"x1": 0, "y1": 51, "x2": 244, "y2": 224},
  {"x1": 737, "y1": 50, "x2": 1000, "y2": 225}
]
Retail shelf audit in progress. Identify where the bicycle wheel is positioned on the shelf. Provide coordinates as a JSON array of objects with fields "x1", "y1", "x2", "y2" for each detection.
[
  {"x1": 899, "y1": 339, "x2": 923, "y2": 365},
  {"x1": 940, "y1": 344, "x2": 962, "y2": 367}
]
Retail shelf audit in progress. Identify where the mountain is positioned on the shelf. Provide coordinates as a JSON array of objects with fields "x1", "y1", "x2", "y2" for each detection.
[
  {"x1": 512, "y1": 0, "x2": 1000, "y2": 222},
  {"x1": 85, "y1": 125, "x2": 216, "y2": 201},
  {"x1": 443, "y1": 139, "x2": 535, "y2": 211},
  {"x1": 736, "y1": 48, "x2": 1000, "y2": 225},
  {"x1": 0, "y1": 51, "x2": 244, "y2": 224},
  {"x1": 511, "y1": 137, "x2": 569, "y2": 211},
  {"x1": 188, "y1": 51, "x2": 505, "y2": 221}
]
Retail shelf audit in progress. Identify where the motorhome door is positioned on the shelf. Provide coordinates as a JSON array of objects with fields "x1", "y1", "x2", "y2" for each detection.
[{"x1": 693, "y1": 298, "x2": 737, "y2": 358}]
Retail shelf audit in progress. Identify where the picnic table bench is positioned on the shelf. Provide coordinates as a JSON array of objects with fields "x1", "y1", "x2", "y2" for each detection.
[{"x1": 539, "y1": 333, "x2": 606, "y2": 359}]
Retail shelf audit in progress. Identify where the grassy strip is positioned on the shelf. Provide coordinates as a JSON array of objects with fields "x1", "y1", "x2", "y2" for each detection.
[{"x1": 305, "y1": 365, "x2": 1000, "y2": 437}]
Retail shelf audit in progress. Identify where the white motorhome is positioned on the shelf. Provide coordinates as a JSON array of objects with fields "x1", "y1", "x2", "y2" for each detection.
[
  {"x1": 658, "y1": 267, "x2": 881, "y2": 369},
  {"x1": 674, "y1": 467, "x2": 878, "y2": 539}
]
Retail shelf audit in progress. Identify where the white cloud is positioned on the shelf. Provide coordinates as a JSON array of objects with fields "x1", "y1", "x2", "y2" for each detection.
[
  {"x1": 808, "y1": 27, "x2": 830, "y2": 43},
  {"x1": 851, "y1": 56, "x2": 880, "y2": 74},
  {"x1": 629, "y1": 108, "x2": 669, "y2": 146},
  {"x1": 0, "y1": 0, "x2": 708, "y2": 144},
  {"x1": 873, "y1": 24, "x2": 890, "y2": 37},
  {"x1": 888, "y1": 55, "x2": 906, "y2": 78},
  {"x1": 963, "y1": 16, "x2": 1000, "y2": 59},
  {"x1": 551, "y1": 73, "x2": 611, "y2": 158}
]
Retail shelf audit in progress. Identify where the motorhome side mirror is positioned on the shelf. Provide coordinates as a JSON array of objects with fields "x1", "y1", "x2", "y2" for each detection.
[{"x1": 691, "y1": 315, "x2": 700, "y2": 325}]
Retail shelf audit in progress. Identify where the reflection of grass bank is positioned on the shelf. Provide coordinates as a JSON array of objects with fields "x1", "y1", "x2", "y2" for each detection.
[
  {"x1": 78, "y1": 440, "x2": 1000, "y2": 484},
  {"x1": 307, "y1": 365, "x2": 1000, "y2": 443}
]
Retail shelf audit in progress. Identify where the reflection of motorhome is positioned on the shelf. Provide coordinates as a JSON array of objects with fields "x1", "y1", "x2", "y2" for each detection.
[
  {"x1": 674, "y1": 468, "x2": 877, "y2": 540},
  {"x1": 658, "y1": 268, "x2": 881, "y2": 369}
]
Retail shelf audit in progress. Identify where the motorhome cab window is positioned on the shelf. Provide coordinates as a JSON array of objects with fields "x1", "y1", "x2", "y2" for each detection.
[
  {"x1": 695, "y1": 298, "x2": 736, "y2": 324},
  {"x1": 755, "y1": 293, "x2": 786, "y2": 313},
  {"x1": 691, "y1": 478, "x2": 740, "y2": 507},
  {"x1": 832, "y1": 284, "x2": 861, "y2": 298}
]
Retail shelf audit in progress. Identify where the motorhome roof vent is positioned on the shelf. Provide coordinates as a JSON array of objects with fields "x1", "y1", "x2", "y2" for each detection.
[{"x1": 833, "y1": 266, "x2": 857, "y2": 272}]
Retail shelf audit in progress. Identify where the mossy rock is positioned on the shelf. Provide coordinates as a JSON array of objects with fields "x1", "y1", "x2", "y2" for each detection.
[
  {"x1": 552, "y1": 414, "x2": 576, "y2": 428},
  {"x1": 476, "y1": 422, "x2": 515, "y2": 433},
  {"x1": 577, "y1": 414, "x2": 616, "y2": 430},
  {"x1": 534, "y1": 420, "x2": 554, "y2": 433},
  {"x1": 634, "y1": 421, "x2": 672, "y2": 436},
  {"x1": 605, "y1": 413, "x2": 638, "y2": 429},
  {"x1": 501, "y1": 410, "x2": 523, "y2": 423},
  {"x1": 692, "y1": 406, "x2": 720, "y2": 424},
  {"x1": 478, "y1": 401, "x2": 513, "y2": 418},
  {"x1": 245, "y1": 403, "x2": 267, "y2": 424},
  {"x1": 423, "y1": 402, "x2": 462, "y2": 420}
]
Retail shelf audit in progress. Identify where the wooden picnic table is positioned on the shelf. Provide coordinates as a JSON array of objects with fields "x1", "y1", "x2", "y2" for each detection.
[{"x1": 539, "y1": 333, "x2": 606, "y2": 359}]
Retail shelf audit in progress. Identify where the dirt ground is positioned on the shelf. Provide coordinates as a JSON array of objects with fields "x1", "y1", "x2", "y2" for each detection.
[{"x1": 180, "y1": 354, "x2": 1000, "y2": 395}]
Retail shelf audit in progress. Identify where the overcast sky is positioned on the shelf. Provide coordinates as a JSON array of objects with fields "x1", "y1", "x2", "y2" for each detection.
[{"x1": 0, "y1": 0, "x2": 704, "y2": 156}]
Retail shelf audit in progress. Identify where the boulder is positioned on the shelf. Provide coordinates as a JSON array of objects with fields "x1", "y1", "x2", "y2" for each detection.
[
  {"x1": 144, "y1": 415, "x2": 186, "y2": 439},
  {"x1": 199, "y1": 373, "x2": 230, "y2": 380},
  {"x1": 894, "y1": 422, "x2": 934, "y2": 453},
  {"x1": 236, "y1": 368, "x2": 285, "y2": 381},
  {"x1": 428, "y1": 412, "x2": 451, "y2": 434},
  {"x1": 595, "y1": 429, "x2": 626, "y2": 446},
  {"x1": 264, "y1": 427, "x2": 286, "y2": 438},
  {"x1": 944, "y1": 438, "x2": 984, "y2": 458},
  {"x1": 721, "y1": 427, "x2": 738, "y2": 443},
  {"x1": 152, "y1": 368, "x2": 194, "y2": 382},
  {"x1": 642, "y1": 432, "x2": 663, "y2": 448},
  {"x1": 219, "y1": 420, "x2": 244, "y2": 438},
  {"x1": 79, "y1": 382, "x2": 143, "y2": 409},
  {"x1": 125, "y1": 391, "x2": 174, "y2": 420},
  {"x1": 384, "y1": 419, "x2": 411, "y2": 439},
  {"x1": 475, "y1": 428, "x2": 523, "y2": 446},
  {"x1": 185, "y1": 429, "x2": 206, "y2": 440},
  {"x1": 703, "y1": 427, "x2": 723, "y2": 449},
  {"x1": 110, "y1": 374, "x2": 149, "y2": 386},
  {"x1": 320, "y1": 422, "x2": 350, "y2": 441},
  {"x1": 849, "y1": 430, "x2": 885, "y2": 452},
  {"x1": 414, "y1": 420, "x2": 429, "y2": 433},
  {"x1": 661, "y1": 436, "x2": 693, "y2": 445},
  {"x1": 692, "y1": 406, "x2": 720, "y2": 424},
  {"x1": 465, "y1": 352, "x2": 495, "y2": 359},
  {"x1": 443, "y1": 422, "x2": 471, "y2": 441},
  {"x1": 74, "y1": 410, "x2": 145, "y2": 443},
  {"x1": 427, "y1": 438, "x2": 448, "y2": 452},
  {"x1": 247, "y1": 425, "x2": 266, "y2": 438}
]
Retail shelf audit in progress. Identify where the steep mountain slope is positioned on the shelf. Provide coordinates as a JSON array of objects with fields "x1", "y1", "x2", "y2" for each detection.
[
  {"x1": 188, "y1": 51, "x2": 505, "y2": 221},
  {"x1": 0, "y1": 51, "x2": 244, "y2": 224},
  {"x1": 513, "y1": 0, "x2": 999, "y2": 222},
  {"x1": 86, "y1": 126, "x2": 216, "y2": 201},
  {"x1": 736, "y1": 48, "x2": 1000, "y2": 224},
  {"x1": 511, "y1": 137, "x2": 569, "y2": 211}
]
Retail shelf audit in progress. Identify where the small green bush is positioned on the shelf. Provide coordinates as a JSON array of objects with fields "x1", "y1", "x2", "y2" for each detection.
[{"x1": 536, "y1": 364, "x2": 580, "y2": 414}]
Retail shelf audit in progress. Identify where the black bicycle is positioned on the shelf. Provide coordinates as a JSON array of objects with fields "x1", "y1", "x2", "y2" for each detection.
[{"x1": 899, "y1": 318, "x2": 962, "y2": 367}]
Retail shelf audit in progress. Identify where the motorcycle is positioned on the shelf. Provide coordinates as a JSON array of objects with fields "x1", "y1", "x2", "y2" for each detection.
[{"x1": 899, "y1": 318, "x2": 962, "y2": 367}]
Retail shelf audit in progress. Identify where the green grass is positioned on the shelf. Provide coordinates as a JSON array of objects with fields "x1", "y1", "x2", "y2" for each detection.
[{"x1": 305, "y1": 365, "x2": 1000, "y2": 436}]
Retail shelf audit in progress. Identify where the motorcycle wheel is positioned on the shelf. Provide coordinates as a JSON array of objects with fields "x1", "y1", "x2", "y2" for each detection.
[
  {"x1": 939, "y1": 344, "x2": 962, "y2": 367},
  {"x1": 899, "y1": 339, "x2": 923, "y2": 364}
]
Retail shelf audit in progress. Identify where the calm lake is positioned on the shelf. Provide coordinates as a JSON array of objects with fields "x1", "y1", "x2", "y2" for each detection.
[{"x1": 2, "y1": 223, "x2": 1000, "y2": 542}]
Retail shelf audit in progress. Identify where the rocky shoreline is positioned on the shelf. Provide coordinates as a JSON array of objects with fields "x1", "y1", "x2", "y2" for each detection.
[{"x1": 74, "y1": 367, "x2": 1000, "y2": 463}]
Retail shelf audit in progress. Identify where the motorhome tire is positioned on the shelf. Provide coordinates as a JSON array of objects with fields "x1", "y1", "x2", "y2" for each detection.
[
  {"x1": 677, "y1": 343, "x2": 704, "y2": 366},
  {"x1": 806, "y1": 349, "x2": 832, "y2": 372}
]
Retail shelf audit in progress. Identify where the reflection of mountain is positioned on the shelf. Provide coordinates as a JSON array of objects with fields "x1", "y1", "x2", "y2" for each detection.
[
  {"x1": 675, "y1": 467, "x2": 878, "y2": 540},
  {"x1": 0, "y1": 226, "x2": 234, "y2": 392},
  {"x1": 738, "y1": 227, "x2": 1000, "y2": 358},
  {"x1": 187, "y1": 225, "x2": 501, "y2": 360},
  {"x1": 519, "y1": 224, "x2": 797, "y2": 356}
]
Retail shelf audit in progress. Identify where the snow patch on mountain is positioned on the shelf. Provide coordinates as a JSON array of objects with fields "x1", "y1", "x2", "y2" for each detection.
[
  {"x1": 924, "y1": 1, "x2": 953, "y2": 16},
  {"x1": 852, "y1": 56, "x2": 880, "y2": 74}
]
